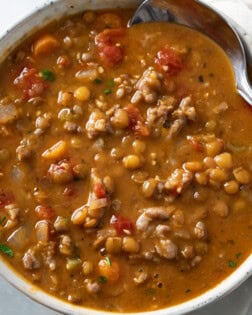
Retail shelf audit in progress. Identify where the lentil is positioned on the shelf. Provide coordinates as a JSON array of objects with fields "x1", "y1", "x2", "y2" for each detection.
[
  {"x1": 224, "y1": 180, "x2": 239, "y2": 194},
  {"x1": 233, "y1": 167, "x2": 251, "y2": 184},
  {"x1": 214, "y1": 152, "x2": 233, "y2": 169},
  {"x1": 123, "y1": 155, "x2": 141, "y2": 170},
  {"x1": 74, "y1": 86, "x2": 91, "y2": 102}
]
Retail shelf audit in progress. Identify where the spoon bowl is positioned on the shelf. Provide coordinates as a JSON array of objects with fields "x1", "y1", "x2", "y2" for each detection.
[{"x1": 129, "y1": 0, "x2": 252, "y2": 105}]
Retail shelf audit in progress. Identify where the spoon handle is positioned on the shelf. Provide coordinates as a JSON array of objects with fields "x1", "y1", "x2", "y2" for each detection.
[
  {"x1": 129, "y1": 1, "x2": 173, "y2": 25},
  {"x1": 231, "y1": 25, "x2": 252, "y2": 105},
  {"x1": 237, "y1": 73, "x2": 252, "y2": 105}
]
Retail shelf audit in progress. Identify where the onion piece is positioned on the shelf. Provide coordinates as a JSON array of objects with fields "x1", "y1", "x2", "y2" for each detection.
[
  {"x1": 7, "y1": 226, "x2": 29, "y2": 250},
  {"x1": 75, "y1": 69, "x2": 98, "y2": 82},
  {"x1": 89, "y1": 198, "x2": 108, "y2": 210},
  {"x1": 11, "y1": 165, "x2": 25, "y2": 182},
  {"x1": 35, "y1": 220, "x2": 49, "y2": 242},
  {"x1": 0, "y1": 104, "x2": 18, "y2": 124}
]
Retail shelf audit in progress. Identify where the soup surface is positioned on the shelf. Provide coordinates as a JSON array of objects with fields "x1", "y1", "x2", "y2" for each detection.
[{"x1": 0, "y1": 9, "x2": 252, "y2": 313}]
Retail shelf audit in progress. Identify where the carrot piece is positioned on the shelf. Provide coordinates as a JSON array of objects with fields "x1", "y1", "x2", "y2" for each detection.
[
  {"x1": 98, "y1": 259, "x2": 120, "y2": 282},
  {"x1": 42, "y1": 140, "x2": 67, "y2": 160},
  {"x1": 33, "y1": 34, "x2": 60, "y2": 56}
]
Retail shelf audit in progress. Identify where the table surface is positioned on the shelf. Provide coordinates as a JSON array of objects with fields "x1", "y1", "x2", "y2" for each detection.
[{"x1": 0, "y1": 0, "x2": 252, "y2": 314}]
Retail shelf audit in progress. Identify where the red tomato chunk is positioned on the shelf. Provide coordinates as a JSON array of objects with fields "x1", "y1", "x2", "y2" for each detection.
[
  {"x1": 110, "y1": 214, "x2": 135, "y2": 236},
  {"x1": 125, "y1": 105, "x2": 150, "y2": 136},
  {"x1": 35, "y1": 205, "x2": 55, "y2": 220},
  {"x1": 155, "y1": 47, "x2": 183, "y2": 75},
  {"x1": 96, "y1": 28, "x2": 125, "y2": 67},
  {"x1": 93, "y1": 183, "x2": 106, "y2": 199},
  {"x1": 14, "y1": 67, "x2": 48, "y2": 100}
]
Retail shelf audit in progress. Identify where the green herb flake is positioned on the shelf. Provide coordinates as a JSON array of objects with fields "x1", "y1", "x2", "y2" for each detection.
[
  {"x1": 107, "y1": 79, "x2": 115, "y2": 87},
  {"x1": 228, "y1": 260, "x2": 237, "y2": 268},
  {"x1": 98, "y1": 276, "x2": 107, "y2": 284},
  {"x1": 103, "y1": 89, "x2": 112, "y2": 95},
  {"x1": 236, "y1": 252, "x2": 242, "y2": 259},
  {"x1": 185, "y1": 289, "x2": 191, "y2": 293},
  {"x1": 0, "y1": 244, "x2": 14, "y2": 257},
  {"x1": 144, "y1": 288, "x2": 156, "y2": 295},
  {"x1": 0, "y1": 216, "x2": 6, "y2": 226},
  {"x1": 105, "y1": 256, "x2": 112, "y2": 266},
  {"x1": 94, "y1": 78, "x2": 102, "y2": 84},
  {"x1": 40, "y1": 69, "x2": 55, "y2": 82}
]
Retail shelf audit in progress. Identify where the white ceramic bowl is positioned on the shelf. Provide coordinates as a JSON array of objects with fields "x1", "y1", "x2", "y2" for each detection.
[{"x1": 0, "y1": 1, "x2": 251, "y2": 314}]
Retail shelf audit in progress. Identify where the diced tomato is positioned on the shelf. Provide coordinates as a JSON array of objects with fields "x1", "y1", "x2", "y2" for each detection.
[
  {"x1": 14, "y1": 67, "x2": 48, "y2": 100},
  {"x1": 96, "y1": 28, "x2": 125, "y2": 46},
  {"x1": 134, "y1": 121, "x2": 150, "y2": 137},
  {"x1": 125, "y1": 104, "x2": 140, "y2": 127},
  {"x1": 188, "y1": 138, "x2": 204, "y2": 152},
  {"x1": 95, "y1": 28, "x2": 125, "y2": 67},
  {"x1": 100, "y1": 45, "x2": 124, "y2": 66},
  {"x1": 35, "y1": 205, "x2": 55, "y2": 220},
  {"x1": 125, "y1": 104, "x2": 139, "y2": 128},
  {"x1": 155, "y1": 47, "x2": 183, "y2": 76},
  {"x1": 93, "y1": 182, "x2": 106, "y2": 199},
  {"x1": 57, "y1": 56, "x2": 70, "y2": 68},
  {"x1": 110, "y1": 214, "x2": 135, "y2": 236},
  {"x1": 63, "y1": 186, "x2": 74, "y2": 197},
  {"x1": 125, "y1": 104, "x2": 150, "y2": 136},
  {"x1": 0, "y1": 190, "x2": 14, "y2": 209}
]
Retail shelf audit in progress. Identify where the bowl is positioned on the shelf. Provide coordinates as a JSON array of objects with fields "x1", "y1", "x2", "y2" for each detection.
[{"x1": 0, "y1": 1, "x2": 251, "y2": 314}]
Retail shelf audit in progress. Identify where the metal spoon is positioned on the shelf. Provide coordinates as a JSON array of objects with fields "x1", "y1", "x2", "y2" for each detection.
[{"x1": 129, "y1": 0, "x2": 252, "y2": 105}]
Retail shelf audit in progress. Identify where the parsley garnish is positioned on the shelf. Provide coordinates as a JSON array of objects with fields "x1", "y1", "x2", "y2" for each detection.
[
  {"x1": 144, "y1": 288, "x2": 156, "y2": 295},
  {"x1": 103, "y1": 89, "x2": 112, "y2": 95},
  {"x1": 107, "y1": 79, "x2": 115, "y2": 87},
  {"x1": 228, "y1": 260, "x2": 237, "y2": 268},
  {"x1": 0, "y1": 216, "x2": 6, "y2": 226},
  {"x1": 235, "y1": 252, "x2": 242, "y2": 259},
  {"x1": 94, "y1": 78, "x2": 102, "y2": 84},
  {"x1": 40, "y1": 69, "x2": 55, "y2": 82},
  {"x1": 105, "y1": 256, "x2": 111, "y2": 266},
  {"x1": 98, "y1": 276, "x2": 107, "y2": 283},
  {"x1": 0, "y1": 244, "x2": 14, "y2": 257}
]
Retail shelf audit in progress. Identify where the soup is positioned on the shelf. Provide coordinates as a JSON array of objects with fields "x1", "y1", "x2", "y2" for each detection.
[{"x1": 0, "y1": 8, "x2": 251, "y2": 313}]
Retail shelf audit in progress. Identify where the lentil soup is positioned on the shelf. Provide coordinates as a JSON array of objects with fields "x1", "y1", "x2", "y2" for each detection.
[{"x1": 0, "y1": 8, "x2": 252, "y2": 313}]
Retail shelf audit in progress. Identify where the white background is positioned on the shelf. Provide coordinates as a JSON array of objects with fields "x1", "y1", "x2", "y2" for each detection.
[{"x1": 0, "y1": 0, "x2": 252, "y2": 314}]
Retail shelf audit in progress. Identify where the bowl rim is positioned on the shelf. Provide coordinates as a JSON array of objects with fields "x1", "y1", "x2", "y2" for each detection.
[
  {"x1": 1, "y1": 253, "x2": 252, "y2": 315},
  {"x1": 0, "y1": 0, "x2": 251, "y2": 314}
]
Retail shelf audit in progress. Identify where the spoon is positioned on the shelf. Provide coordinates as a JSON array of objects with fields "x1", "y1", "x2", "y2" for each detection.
[{"x1": 129, "y1": 0, "x2": 252, "y2": 105}]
